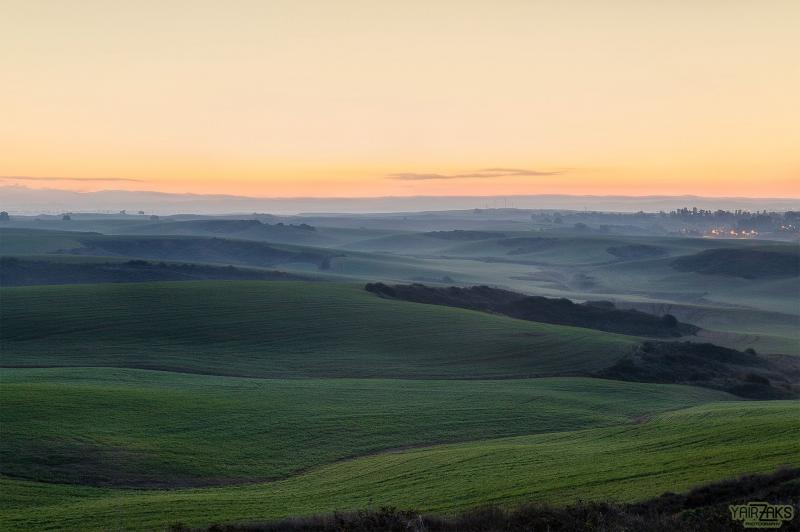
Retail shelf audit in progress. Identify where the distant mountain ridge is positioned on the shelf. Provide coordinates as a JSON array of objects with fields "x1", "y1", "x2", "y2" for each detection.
[{"x1": 3, "y1": 185, "x2": 798, "y2": 215}]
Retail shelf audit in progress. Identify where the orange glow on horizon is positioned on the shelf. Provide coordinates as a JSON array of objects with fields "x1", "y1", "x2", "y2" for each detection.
[
  {"x1": 2, "y1": 167, "x2": 796, "y2": 199},
  {"x1": 2, "y1": 1, "x2": 799, "y2": 199}
]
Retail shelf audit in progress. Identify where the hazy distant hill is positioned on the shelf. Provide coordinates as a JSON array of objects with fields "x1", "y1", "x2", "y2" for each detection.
[
  {"x1": 671, "y1": 247, "x2": 800, "y2": 279},
  {"x1": 3, "y1": 185, "x2": 798, "y2": 215}
]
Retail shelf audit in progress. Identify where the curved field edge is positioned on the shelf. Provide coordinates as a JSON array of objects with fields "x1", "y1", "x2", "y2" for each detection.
[
  {"x1": 1, "y1": 401, "x2": 797, "y2": 531},
  {"x1": 0, "y1": 281, "x2": 637, "y2": 378},
  {"x1": 0, "y1": 369, "x2": 734, "y2": 487}
]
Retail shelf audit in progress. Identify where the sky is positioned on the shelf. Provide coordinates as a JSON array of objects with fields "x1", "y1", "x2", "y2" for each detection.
[{"x1": 2, "y1": 0, "x2": 798, "y2": 198}]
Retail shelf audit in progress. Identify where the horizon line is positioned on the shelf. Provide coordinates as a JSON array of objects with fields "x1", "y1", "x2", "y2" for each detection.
[{"x1": 2, "y1": 185, "x2": 798, "y2": 202}]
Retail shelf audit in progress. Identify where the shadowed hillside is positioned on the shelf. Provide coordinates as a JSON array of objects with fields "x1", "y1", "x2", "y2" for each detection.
[
  {"x1": 606, "y1": 243, "x2": 669, "y2": 260},
  {"x1": 423, "y1": 230, "x2": 504, "y2": 240},
  {"x1": 598, "y1": 341, "x2": 799, "y2": 399},
  {"x1": 0, "y1": 257, "x2": 306, "y2": 286},
  {"x1": 61, "y1": 236, "x2": 336, "y2": 270},
  {"x1": 115, "y1": 219, "x2": 333, "y2": 246},
  {"x1": 672, "y1": 247, "x2": 800, "y2": 278},
  {"x1": 0, "y1": 281, "x2": 636, "y2": 379}
]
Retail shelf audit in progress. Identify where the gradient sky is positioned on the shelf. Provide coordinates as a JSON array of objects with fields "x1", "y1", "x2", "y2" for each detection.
[{"x1": 2, "y1": 0, "x2": 798, "y2": 197}]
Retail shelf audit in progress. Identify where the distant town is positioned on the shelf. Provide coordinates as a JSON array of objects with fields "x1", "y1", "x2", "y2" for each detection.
[{"x1": 529, "y1": 207, "x2": 799, "y2": 240}]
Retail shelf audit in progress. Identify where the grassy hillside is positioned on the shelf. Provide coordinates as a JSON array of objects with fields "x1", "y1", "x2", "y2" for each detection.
[
  {"x1": 1, "y1": 217, "x2": 397, "y2": 248},
  {"x1": 0, "y1": 228, "x2": 336, "y2": 268},
  {"x1": 6, "y1": 228, "x2": 795, "y2": 321},
  {"x1": 0, "y1": 228, "x2": 458, "y2": 285},
  {"x1": 63, "y1": 235, "x2": 335, "y2": 269},
  {"x1": 345, "y1": 231, "x2": 773, "y2": 266},
  {"x1": 0, "y1": 368, "x2": 732, "y2": 487},
  {"x1": 0, "y1": 257, "x2": 307, "y2": 286},
  {"x1": 169, "y1": 468, "x2": 800, "y2": 532},
  {"x1": 2, "y1": 225, "x2": 796, "y2": 532},
  {"x1": 2, "y1": 401, "x2": 797, "y2": 531},
  {"x1": 616, "y1": 300, "x2": 800, "y2": 355},
  {"x1": 587, "y1": 254, "x2": 800, "y2": 315},
  {"x1": 671, "y1": 246, "x2": 800, "y2": 279},
  {"x1": 0, "y1": 228, "x2": 87, "y2": 254},
  {"x1": 334, "y1": 231, "x2": 799, "y2": 351},
  {"x1": 0, "y1": 281, "x2": 636, "y2": 378},
  {"x1": 111, "y1": 218, "x2": 372, "y2": 248}
]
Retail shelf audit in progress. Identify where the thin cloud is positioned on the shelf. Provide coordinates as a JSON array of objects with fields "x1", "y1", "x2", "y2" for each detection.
[
  {"x1": 388, "y1": 173, "x2": 456, "y2": 181},
  {"x1": 387, "y1": 168, "x2": 564, "y2": 180},
  {"x1": 480, "y1": 168, "x2": 563, "y2": 175},
  {"x1": 0, "y1": 175, "x2": 143, "y2": 182}
]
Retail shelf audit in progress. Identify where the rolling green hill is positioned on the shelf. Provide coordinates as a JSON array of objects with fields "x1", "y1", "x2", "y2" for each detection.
[
  {"x1": 333, "y1": 232, "x2": 800, "y2": 353},
  {"x1": 0, "y1": 257, "x2": 306, "y2": 286},
  {"x1": 671, "y1": 246, "x2": 800, "y2": 279},
  {"x1": 0, "y1": 228, "x2": 336, "y2": 269},
  {"x1": 344, "y1": 231, "x2": 776, "y2": 266},
  {"x1": 1, "y1": 217, "x2": 397, "y2": 248},
  {"x1": 62, "y1": 235, "x2": 335, "y2": 269},
  {"x1": 2, "y1": 401, "x2": 797, "y2": 531},
  {"x1": 2, "y1": 224, "x2": 797, "y2": 532},
  {"x1": 112, "y1": 218, "x2": 358, "y2": 247},
  {"x1": 0, "y1": 228, "x2": 88, "y2": 254},
  {"x1": 0, "y1": 281, "x2": 637, "y2": 378},
  {"x1": 0, "y1": 227, "x2": 483, "y2": 284},
  {"x1": 0, "y1": 368, "x2": 733, "y2": 487}
]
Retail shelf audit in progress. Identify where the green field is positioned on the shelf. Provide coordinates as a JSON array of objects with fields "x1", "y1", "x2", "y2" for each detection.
[
  {"x1": 0, "y1": 281, "x2": 636, "y2": 378},
  {"x1": 338, "y1": 231, "x2": 800, "y2": 354},
  {"x1": 0, "y1": 368, "x2": 733, "y2": 487},
  {"x1": 344, "y1": 231, "x2": 770, "y2": 265},
  {"x1": 3, "y1": 228, "x2": 797, "y2": 352},
  {"x1": 2, "y1": 401, "x2": 797, "y2": 530},
  {"x1": 0, "y1": 228, "x2": 87, "y2": 254},
  {"x1": 1, "y1": 224, "x2": 798, "y2": 530}
]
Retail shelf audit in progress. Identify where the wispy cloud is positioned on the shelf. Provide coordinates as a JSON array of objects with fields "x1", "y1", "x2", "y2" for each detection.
[
  {"x1": 387, "y1": 168, "x2": 564, "y2": 180},
  {"x1": 0, "y1": 175, "x2": 143, "y2": 182}
]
